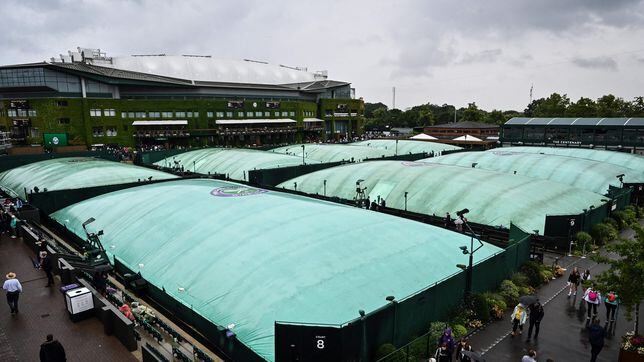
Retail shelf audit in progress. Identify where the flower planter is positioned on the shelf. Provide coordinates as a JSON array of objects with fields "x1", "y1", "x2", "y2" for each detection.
[{"x1": 618, "y1": 348, "x2": 644, "y2": 362}]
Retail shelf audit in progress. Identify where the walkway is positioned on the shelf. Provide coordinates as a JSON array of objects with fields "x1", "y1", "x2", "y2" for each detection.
[
  {"x1": 0, "y1": 234, "x2": 137, "y2": 361},
  {"x1": 468, "y1": 224, "x2": 643, "y2": 362}
]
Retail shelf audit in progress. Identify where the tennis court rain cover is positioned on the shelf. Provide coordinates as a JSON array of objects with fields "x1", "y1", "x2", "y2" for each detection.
[
  {"x1": 50, "y1": 178, "x2": 501, "y2": 361},
  {"x1": 279, "y1": 161, "x2": 608, "y2": 234},
  {"x1": 153, "y1": 148, "x2": 319, "y2": 180},
  {"x1": 351, "y1": 139, "x2": 462, "y2": 155},
  {"x1": 0, "y1": 157, "x2": 177, "y2": 199}
]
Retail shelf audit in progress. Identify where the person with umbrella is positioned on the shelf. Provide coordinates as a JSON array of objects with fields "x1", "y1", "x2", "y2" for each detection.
[
  {"x1": 437, "y1": 328, "x2": 455, "y2": 360},
  {"x1": 526, "y1": 300, "x2": 544, "y2": 340},
  {"x1": 456, "y1": 338, "x2": 473, "y2": 361}
]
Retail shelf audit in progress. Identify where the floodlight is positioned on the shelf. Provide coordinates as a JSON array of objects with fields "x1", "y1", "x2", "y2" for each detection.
[
  {"x1": 456, "y1": 264, "x2": 467, "y2": 270},
  {"x1": 456, "y1": 208, "x2": 469, "y2": 217},
  {"x1": 359, "y1": 310, "x2": 366, "y2": 317},
  {"x1": 459, "y1": 246, "x2": 469, "y2": 254},
  {"x1": 82, "y1": 217, "x2": 96, "y2": 231},
  {"x1": 385, "y1": 296, "x2": 395, "y2": 302}
]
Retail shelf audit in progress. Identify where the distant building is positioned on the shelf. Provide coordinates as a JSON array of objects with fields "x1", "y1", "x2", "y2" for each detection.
[
  {"x1": 424, "y1": 121, "x2": 499, "y2": 140},
  {"x1": 501, "y1": 117, "x2": 644, "y2": 153},
  {"x1": 0, "y1": 47, "x2": 364, "y2": 149}
]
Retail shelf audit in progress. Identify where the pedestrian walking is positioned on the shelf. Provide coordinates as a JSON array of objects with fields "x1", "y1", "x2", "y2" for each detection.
[
  {"x1": 456, "y1": 338, "x2": 473, "y2": 361},
  {"x1": 567, "y1": 267, "x2": 581, "y2": 297},
  {"x1": 9, "y1": 215, "x2": 17, "y2": 238},
  {"x1": 39, "y1": 334, "x2": 66, "y2": 361},
  {"x1": 583, "y1": 285, "x2": 602, "y2": 321},
  {"x1": 521, "y1": 349, "x2": 537, "y2": 362},
  {"x1": 40, "y1": 251, "x2": 55, "y2": 287},
  {"x1": 527, "y1": 301, "x2": 544, "y2": 340},
  {"x1": 588, "y1": 318, "x2": 605, "y2": 362},
  {"x1": 445, "y1": 212, "x2": 453, "y2": 229},
  {"x1": 437, "y1": 328, "x2": 455, "y2": 360},
  {"x1": 511, "y1": 303, "x2": 528, "y2": 336},
  {"x1": 604, "y1": 291, "x2": 619, "y2": 322},
  {"x1": 434, "y1": 343, "x2": 451, "y2": 362},
  {"x1": 3, "y1": 272, "x2": 22, "y2": 315}
]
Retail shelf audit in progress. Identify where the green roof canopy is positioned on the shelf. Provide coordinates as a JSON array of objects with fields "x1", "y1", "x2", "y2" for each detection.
[
  {"x1": 0, "y1": 157, "x2": 176, "y2": 199},
  {"x1": 279, "y1": 161, "x2": 607, "y2": 233},
  {"x1": 50, "y1": 179, "x2": 501, "y2": 361},
  {"x1": 422, "y1": 150, "x2": 639, "y2": 195},
  {"x1": 271, "y1": 143, "x2": 392, "y2": 162},
  {"x1": 154, "y1": 148, "x2": 318, "y2": 181},
  {"x1": 351, "y1": 139, "x2": 462, "y2": 155},
  {"x1": 495, "y1": 147, "x2": 644, "y2": 179}
]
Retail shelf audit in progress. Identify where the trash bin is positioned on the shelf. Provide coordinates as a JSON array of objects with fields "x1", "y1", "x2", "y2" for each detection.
[{"x1": 64, "y1": 287, "x2": 94, "y2": 322}]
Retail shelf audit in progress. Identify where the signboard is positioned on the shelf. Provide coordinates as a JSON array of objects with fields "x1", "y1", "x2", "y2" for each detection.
[
  {"x1": 43, "y1": 133, "x2": 68, "y2": 147},
  {"x1": 275, "y1": 323, "x2": 344, "y2": 361},
  {"x1": 65, "y1": 287, "x2": 94, "y2": 314},
  {"x1": 9, "y1": 100, "x2": 29, "y2": 109}
]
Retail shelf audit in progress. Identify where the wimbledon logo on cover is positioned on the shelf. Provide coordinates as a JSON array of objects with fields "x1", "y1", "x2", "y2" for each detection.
[{"x1": 210, "y1": 186, "x2": 268, "y2": 197}]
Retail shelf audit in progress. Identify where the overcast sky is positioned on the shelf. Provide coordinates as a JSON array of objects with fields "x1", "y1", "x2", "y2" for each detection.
[{"x1": 1, "y1": 0, "x2": 643, "y2": 111}]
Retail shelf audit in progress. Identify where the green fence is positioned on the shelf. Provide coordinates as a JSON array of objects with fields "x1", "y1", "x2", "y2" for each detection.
[{"x1": 276, "y1": 224, "x2": 532, "y2": 361}]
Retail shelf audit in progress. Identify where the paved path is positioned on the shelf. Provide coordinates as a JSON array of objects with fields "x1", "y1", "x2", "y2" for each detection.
[
  {"x1": 0, "y1": 234, "x2": 137, "y2": 361},
  {"x1": 468, "y1": 225, "x2": 642, "y2": 362}
]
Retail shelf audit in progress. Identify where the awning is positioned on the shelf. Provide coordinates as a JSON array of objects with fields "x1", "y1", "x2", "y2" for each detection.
[
  {"x1": 453, "y1": 134, "x2": 483, "y2": 141},
  {"x1": 215, "y1": 118, "x2": 296, "y2": 125},
  {"x1": 303, "y1": 118, "x2": 324, "y2": 123},
  {"x1": 410, "y1": 133, "x2": 438, "y2": 140},
  {"x1": 132, "y1": 120, "x2": 188, "y2": 126}
]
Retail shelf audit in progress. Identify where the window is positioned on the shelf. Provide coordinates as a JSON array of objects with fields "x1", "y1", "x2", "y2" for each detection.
[
  {"x1": 281, "y1": 111, "x2": 288, "y2": 117},
  {"x1": 187, "y1": 112, "x2": 193, "y2": 118},
  {"x1": 246, "y1": 111, "x2": 253, "y2": 117},
  {"x1": 216, "y1": 111, "x2": 224, "y2": 118},
  {"x1": 106, "y1": 127, "x2": 117, "y2": 137},
  {"x1": 274, "y1": 111, "x2": 279, "y2": 117},
  {"x1": 207, "y1": 111, "x2": 214, "y2": 118},
  {"x1": 135, "y1": 112, "x2": 146, "y2": 118},
  {"x1": 7, "y1": 109, "x2": 17, "y2": 117},
  {"x1": 104, "y1": 109, "x2": 116, "y2": 117},
  {"x1": 30, "y1": 128, "x2": 40, "y2": 138},
  {"x1": 193, "y1": 111, "x2": 199, "y2": 118},
  {"x1": 28, "y1": 109, "x2": 37, "y2": 117},
  {"x1": 56, "y1": 100, "x2": 68, "y2": 107},
  {"x1": 176, "y1": 111, "x2": 186, "y2": 118},
  {"x1": 325, "y1": 110, "x2": 333, "y2": 116},
  {"x1": 90, "y1": 109, "x2": 101, "y2": 117},
  {"x1": 148, "y1": 111, "x2": 160, "y2": 118},
  {"x1": 127, "y1": 112, "x2": 135, "y2": 118},
  {"x1": 237, "y1": 111, "x2": 244, "y2": 117},
  {"x1": 58, "y1": 118, "x2": 70, "y2": 125},
  {"x1": 17, "y1": 109, "x2": 27, "y2": 117},
  {"x1": 264, "y1": 111, "x2": 270, "y2": 117},
  {"x1": 161, "y1": 112, "x2": 173, "y2": 118},
  {"x1": 121, "y1": 112, "x2": 127, "y2": 118},
  {"x1": 92, "y1": 126, "x2": 104, "y2": 137},
  {"x1": 289, "y1": 111, "x2": 295, "y2": 117},
  {"x1": 226, "y1": 111, "x2": 233, "y2": 118},
  {"x1": 255, "y1": 111, "x2": 262, "y2": 117}
]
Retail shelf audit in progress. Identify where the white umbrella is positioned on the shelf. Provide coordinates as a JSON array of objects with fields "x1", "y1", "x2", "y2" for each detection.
[
  {"x1": 453, "y1": 134, "x2": 483, "y2": 141},
  {"x1": 410, "y1": 133, "x2": 438, "y2": 140}
]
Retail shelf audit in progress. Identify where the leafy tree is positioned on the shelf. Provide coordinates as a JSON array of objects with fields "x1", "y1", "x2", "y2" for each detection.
[
  {"x1": 527, "y1": 93, "x2": 571, "y2": 117},
  {"x1": 596, "y1": 94, "x2": 630, "y2": 117},
  {"x1": 365, "y1": 102, "x2": 388, "y2": 118},
  {"x1": 592, "y1": 224, "x2": 644, "y2": 334},
  {"x1": 566, "y1": 97, "x2": 597, "y2": 117},
  {"x1": 461, "y1": 102, "x2": 484, "y2": 122}
]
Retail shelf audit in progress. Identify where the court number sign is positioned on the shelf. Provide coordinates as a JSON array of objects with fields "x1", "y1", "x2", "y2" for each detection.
[{"x1": 315, "y1": 335, "x2": 325, "y2": 349}]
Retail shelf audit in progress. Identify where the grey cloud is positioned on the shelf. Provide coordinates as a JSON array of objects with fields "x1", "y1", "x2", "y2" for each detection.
[
  {"x1": 459, "y1": 49, "x2": 503, "y2": 64},
  {"x1": 572, "y1": 56, "x2": 618, "y2": 70}
]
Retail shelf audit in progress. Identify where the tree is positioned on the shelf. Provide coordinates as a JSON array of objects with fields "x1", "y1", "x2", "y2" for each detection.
[
  {"x1": 526, "y1": 93, "x2": 570, "y2": 117},
  {"x1": 461, "y1": 102, "x2": 484, "y2": 122},
  {"x1": 566, "y1": 97, "x2": 597, "y2": 117},
  {"x1": 592, "y1": 224, "x2": 644, "y2": 334},
  {"x1": 596, "y1": 94, "x2": 630, "y2": 117},
  {"x1": 364, "y1": 102, "x2": 388, "y2": 118}
]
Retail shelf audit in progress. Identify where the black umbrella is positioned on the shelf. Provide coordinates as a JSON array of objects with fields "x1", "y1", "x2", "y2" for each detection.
[
  {"x1": 519, "y1": 295, "x2": 538, "y2": 306},
  {"x1": 462, "y1": 350, "x2": 486, "y2": 362}
]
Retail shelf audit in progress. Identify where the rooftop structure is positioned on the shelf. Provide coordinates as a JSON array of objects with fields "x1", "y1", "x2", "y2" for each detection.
[
  {"x1": 50, "y1": 178, "x2": 501, "y2": 361},
  {"x1": 278, "y1": 161, "x2": 607, "y2": 233},
  {"x1": 422, "y1": 150, "x2": 639, "y2": 195},
  {"x1": 153, "y1": 148, "x2": 318, "y2": 181},
  {"x1": 0, "y1": 157, "x2": 176, "y2": 199}
]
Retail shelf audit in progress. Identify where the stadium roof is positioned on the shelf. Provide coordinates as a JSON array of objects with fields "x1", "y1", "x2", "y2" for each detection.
[
  {"x1": 504, "y1": 117, "x2": 644, "y2": 127},
  {"x1": 422, "y1": 150, "x2": 639, "y2": 195},
  {"x1": 0, "y1": 157, "x2": 176, "y2": 199},
  {"x1": 351, "y1": 139, "x2": 462, "y2": 155},
  {"x1": 493, "y1": 147, "x2": 644, "y2": 178},
  {"x1": 50, "y1": 178, "x2": 501, "y2": 361},
  {"x1": 271, "y1": 143, "x2": 393, "y2": 162},
  {"x1": 278, "y1": 161, "x2": 607, "y2": 233},
  {"x1": 154, "y1": 148, "x2": 317, "y2": 181}
]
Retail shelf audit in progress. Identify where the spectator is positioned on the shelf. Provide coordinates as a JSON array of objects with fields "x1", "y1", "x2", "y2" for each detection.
[
  {"x1": 522, "y1": 350, "x2": 537, "y2": 362},
  {"x1": 583, "y1": 285, "x2": 602, "y2": 322},
  {"x1": 604, "y1": 291, "x2": 619, "y2": 322},
  {"x1": 456, "y1": 338, "x2": 473, "y2": 361},
  {"x1": 567, "y1": 267, "x2": 581, "y2": 297},
  {"x1": 3, "y1": 272, "x2": 22, "y2": 315},
  {"x1": 588, "y1": 318, "x2": 605, "y2": 362},
  {"x1": 527, "y1": 301, "x2": 544, "y2": 340},
  {"x1": 511, "y1": 303, "x2": 528, "y2": 336},
  {"x1": 434, "y1": 343, "x2": 451, "y2": 362},
  {"x1": 40, "y1": 252, "x2": 55, "y2": 287},
  {"x1": 39, "y1": 334, "x2": 66, "y2": 362},
  {"x1": 9, "y1": 215, "x2": 17, "y2": 238},
  {"x1": 437, "y1": 328, "x2": 455, "y2": 360},
  {"x1": 445, "y1": 212, "x2": 452, "y2": 229}
]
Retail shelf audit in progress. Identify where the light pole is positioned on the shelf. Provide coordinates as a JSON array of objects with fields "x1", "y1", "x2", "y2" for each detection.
[
  {"x1": 386, "y1": 296, "x2": 397, "y2": 346},
  {"x1": 404, "y1": 191, "x2": 408, "y2": 211},
  {"x1": 323, "y1": 179, "x2": 327, "y2": 197},
  {"x1": 395, "y1": 138, "x2": 399, "y2": 156},
  {"x1": 453, "y1": 105, "x2": 457, "y2": 123},
  {"x1": 455, "y1": 208, "x2": 483, "y2": 302},
  {"x1": 568, "y1": 218, "x2": 575, "y2": 256},
  {"x1": 301, "y1": 144, "x2": 305, "y2": 165},
  {"x1": 359, "y1": 309, "x2": 367, "y2": 361}
]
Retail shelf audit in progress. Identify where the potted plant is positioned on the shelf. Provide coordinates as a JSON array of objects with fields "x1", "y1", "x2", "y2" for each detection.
[{"x1": 618, "y1": 331, "x2": 644, "y2": 361}]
